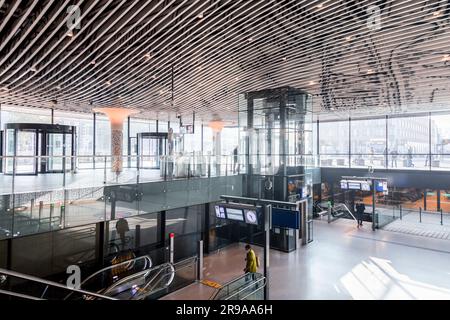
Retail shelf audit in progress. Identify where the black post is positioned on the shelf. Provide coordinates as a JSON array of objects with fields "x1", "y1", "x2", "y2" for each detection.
[
  {"x1": 127, "y1": 116, "x2": 131, "y2": 168},
  {"x1": 400, "y1": 205, "x2": 402, "y2": 220},
  {"x1": 441, "y1": 208, "x2": 443, "y2": 226},
  {"x1": 135, "y1": 224, "x2": 141, "y2": 250},
  {"x1": 95, "y1": 221, "x2": 105, "y2": 267},
  {"x1": 419, "y1": 207, "x2": 422, "y2": 223}
]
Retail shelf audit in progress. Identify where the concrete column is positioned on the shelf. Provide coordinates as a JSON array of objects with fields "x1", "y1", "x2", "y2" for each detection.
[{"x1": 93, "y1": 107, "x2": 137, "y2": 174}]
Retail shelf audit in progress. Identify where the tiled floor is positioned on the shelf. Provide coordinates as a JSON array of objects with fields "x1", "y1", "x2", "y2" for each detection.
[{"x1": 165, "y1": 219, "x2": 450, "y2": 300}]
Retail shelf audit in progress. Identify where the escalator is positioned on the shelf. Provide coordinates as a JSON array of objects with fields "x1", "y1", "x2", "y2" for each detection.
[
  {"x1": 210, "y1": 273, "x2": 266, "y2": 300},
  {"x1": 0, "y1": 255, "x2": 198, "y2": 300}
]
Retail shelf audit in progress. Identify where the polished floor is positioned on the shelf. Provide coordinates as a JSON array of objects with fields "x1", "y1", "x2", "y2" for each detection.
[
  {"x1": 164, "y1": 219, "x2": 450, "y2": 300},
  {"x1": 382, "y1": 211, "x2": 450, "y2": 240}
]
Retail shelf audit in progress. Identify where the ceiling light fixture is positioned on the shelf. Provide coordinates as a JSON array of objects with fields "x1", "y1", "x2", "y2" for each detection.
[
  {"x1": 282, "y1": 57, "x2": 287, "y2": 61},
  {"x1": 309, "y1": 81, "x2": 316, "y2": 85},
  {"x1": 197, "y1": 13, "x2": 204, "y2": 19},
  {"x1": 91, "y1": 60, "x2": 96, "y2": 65},
  {"x1": 317, "y1": 3, "x2": 324, "y2": 9},
  {"x1": 345, "y1": 35, "x2": 352, "y2": 41},
  {"x1": 105, "y1": 80, "x2": 112, "y2": 86},
  {"x1": 248, "y1": 37, "x2": 253, "y2": 42},
  {"x1": 144, "y1": 53, "x2": 151, "y2": 60},
  {"x1": 30, "y1": 66, "x2": 38, "y2": 72},
  {"x1": 66, "y1": 30, "x2": 74, "y2": 37},
  {"x1": 441, "y1": 54, "x2": 450, "y2": 62},
  {"x1": 367, "y1": 69, "x2": 374, "y2": 74},
  {"x1": 433, "y1": 10, "x2": 442, "y2": 17}
]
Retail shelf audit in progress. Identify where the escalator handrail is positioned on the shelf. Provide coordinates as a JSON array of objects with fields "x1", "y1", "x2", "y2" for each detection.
[
  {"x1": 225, "y1": 277, "x2": 267, "y2": 300},
  {"x1": 80, "y1": 255, "x2": 152, "y2": 288},
  {"x1": 0, "y1": 268, "x2": 116, "y2": 300},
  {"x1": 132, "y1": 267, "x2": 176, "y2": 300},
  {"x1": 0, "y1": 288, "x2": 45, "y2": 300},
  {"x1": 101, "y1": 262, "x2": 173, "y2": 297}
]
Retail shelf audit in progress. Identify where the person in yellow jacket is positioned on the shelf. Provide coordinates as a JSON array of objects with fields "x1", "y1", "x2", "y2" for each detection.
[{"x1": 244, "y1": 244, "x2": 259, "y2": 280}]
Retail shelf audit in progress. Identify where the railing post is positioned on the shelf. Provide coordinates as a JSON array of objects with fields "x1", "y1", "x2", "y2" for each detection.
[
  {"x1": 419, "y1": 207, "x2": 422, "y2": 223},
  {"x1": 103, "y1": 156, "x2": 107, "y2": 184},
  {"x1": 400, "y1": 205, "x2": 402, "y2": 220},
  {"x1": 441, "y1": 208, "x2": 443, "y2": 226},
  {"x1": 197, "y1": 240, "x2": 203, "y2": 281},
  {"x1": 49, "y1": 203, "x2": 54, "y2": 227}
]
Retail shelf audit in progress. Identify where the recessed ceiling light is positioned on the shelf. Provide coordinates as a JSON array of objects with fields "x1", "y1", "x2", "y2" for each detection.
[
  {"x1": 144, "y1": 53, "x2": 151, "y2": 60},
  {"x1": 441, "y1": 54, "x2": 450, "y2": 62},
  {"x1": 105, "y1": 80, "x2": 112, "y2": 86},
  {"x1": 345, "y1": 35, "x2": 353, "y2": 41},
  {"x1": 235, "y1": 77, "x2": 240, "y2": 81},
  {"x1": 309, "y1": 81, "x2": 316, "y2": 85},
  {"x1": 91, "y1": 60, "x2": 96, "y2": 65},
  {"x1": 152, "y1": 75, "x2": 157, "y2": 80},
  {"x1": 248, "y1": 37, "x2": 253, "y2": 42},
  {"x1": 317, "y1": 3, "x2": 324, "y2": 9},
  {"x1": 197, "y1": 13, "x2": 204, "y2": 19},
  {"x1": 66, "y1": 30, "x2": 74, "y2": 37},
  {"x1": 56, "y1": 85, "x2": 61, "y2": 90},
  {"x1": 282, "y1": 57, "x2": 287, "y2": 61},
  {"x1": 159, "y1": 90, "x2": 165, "y2": 95},
  {"x1": 367, "y1": 69, "x2": 374, "y2": 74},
  {"x1": 30, "y1": 66, "x2": 38, "y2": 72}
]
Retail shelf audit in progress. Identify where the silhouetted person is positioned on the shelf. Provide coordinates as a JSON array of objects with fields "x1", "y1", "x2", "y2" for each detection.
[
  {"x1": 355, "y1": 201, "x2": 365, "y2": 227},
  {"x1": 233, "y1": 146, "x2": 239, "y2": 174},
  {"x1": 115, "y1": 218, "x2": 129, "y2": 249}
]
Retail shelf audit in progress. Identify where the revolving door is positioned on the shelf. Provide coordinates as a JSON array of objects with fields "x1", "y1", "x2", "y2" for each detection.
[
  {"x1": 3, "y1": 123, "x2": 76, "y2": 175},
  {"x1": 136, "y1": 132, "x2": 168, "y2": 169}
]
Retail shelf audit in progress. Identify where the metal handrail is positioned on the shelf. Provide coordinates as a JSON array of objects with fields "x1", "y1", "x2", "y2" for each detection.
[
  {"x1": 80, "y1": 255, "x2": 152, "y2": 288},
  {"x1": 0, "y1": 289, "x2": 45, "y2": 300},
  {"x1": 0, "y1": 268, "x2": 116, "y2": 300},
  {"x1": 224, "y1": 276, "x2": 267, "y2": 300},
  {"x1": 102, "y1": 262, "x2": 172, "y2": 297},
  {"x1": 338, "y1": 203, "x2": 358, "y2": 221},
  {"x1": 240, "y1": 282, "x2": 267, "y2": 300},
  {"x1": 210, "y1": 272, "x2": 263, "y2": 300}
]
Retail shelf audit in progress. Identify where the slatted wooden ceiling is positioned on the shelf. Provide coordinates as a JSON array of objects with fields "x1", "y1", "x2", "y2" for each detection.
[{"x1": 0, "y1": 0, "x2": 449, "y2": 121}]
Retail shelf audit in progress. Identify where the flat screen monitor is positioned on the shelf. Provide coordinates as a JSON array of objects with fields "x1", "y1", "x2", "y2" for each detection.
[
  {"x1": 348, "y1": 182, "x2": 361, "y2": 190},
  {"x1": 361, "y1": 181, "x2": 371, "y2": 191},
  {"x1": 225, "y1": 208, "x2": 245, "y2": 222},
  {"x1": 214, "y1": 205, "x2": 226, "y2": 219},
  {"x1": 375, "y1": 181, "x2": 384, "y2": 192},
  {"x1": 340, "y1": 180, "x2": 348, "y2": 189},
  {"x1": 244, "y1": 209, "x2": 259, "y2": 225}
]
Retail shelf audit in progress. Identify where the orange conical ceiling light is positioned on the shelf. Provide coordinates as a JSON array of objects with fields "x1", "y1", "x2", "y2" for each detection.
[{"x1": 208, "y1": 114, "x2": 224, "y2": 132}]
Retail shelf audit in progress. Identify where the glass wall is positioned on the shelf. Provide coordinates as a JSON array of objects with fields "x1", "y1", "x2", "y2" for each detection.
[{"x1": 319, "y1": 112, "x2": 450, "y2": 171}]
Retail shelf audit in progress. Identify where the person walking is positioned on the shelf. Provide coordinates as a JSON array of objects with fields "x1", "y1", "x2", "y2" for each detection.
[
  {"x1": 233, "y1": 146, "x2": 239, "y2": 174},
  {"x1": 243, "y1": 244, "x2": 259, "y2": 281},
  {"x1": 355, "y1": 201, "x2": 365, "y2": 227}
]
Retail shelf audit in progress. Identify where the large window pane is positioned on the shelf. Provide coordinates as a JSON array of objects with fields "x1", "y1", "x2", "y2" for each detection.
[
  {"x1": 319, "y1": 120, "x2": 349, "y2": 154},
  {"x1": 431, "y1": 114, "x2": 450, "y2": 170},
  {"x1": 351, "y1": 118, "x2": 386, "y2": 168},
  {"x1": 95, "y1": 115, "x2": 111, "y2": 156},
  {"x1": 388, "y1": 115, "x2": 429, "y2": 169}
]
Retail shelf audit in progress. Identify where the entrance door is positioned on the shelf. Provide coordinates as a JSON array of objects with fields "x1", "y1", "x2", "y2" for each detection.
[
  {"x1": 15, "y1": 130, "x2": 38, "y2": 175},
  {"x1": 137, "y1": 133, "x2": 167, "y2": 169},
  {"x1": 46, "y1": 133, "x2": 64, "y2": 172}
]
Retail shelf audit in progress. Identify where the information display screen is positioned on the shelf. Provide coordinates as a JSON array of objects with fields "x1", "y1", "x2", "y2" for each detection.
[
  {"x1": 340, "y1": 180, "x2": 348, "y2": 189},
  {"x1": 225, "y1": 208, "x2": 245, "y2": 221},
  {"x1": 244, "y1": 209, "x2": 258, "y2": 225},
  {"x1": 347, "y1": 182, "x2": 361, "y2": 190},
  {"x1": 214, "y1": 205, "x2": 226, "y2": 219},
  {"x1": 361, "y1": 181, "x2": 371, "y2": 191}
]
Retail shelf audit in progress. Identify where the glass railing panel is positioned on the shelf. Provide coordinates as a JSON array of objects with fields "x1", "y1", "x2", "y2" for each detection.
[
  {"x1": 64, "y1": 187, "x2": 107, "y2": 228},
  {"x1": 12, "y1": 189, "x2": 65, "y2": 237},
  {"x1": 139, "y1": 181, "x2": 168, "y2": 214}
]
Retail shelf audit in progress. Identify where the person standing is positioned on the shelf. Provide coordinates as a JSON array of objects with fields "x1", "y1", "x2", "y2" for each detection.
[{"x1": 244, "y1": 244, "x2": 258, "y2": 280}]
